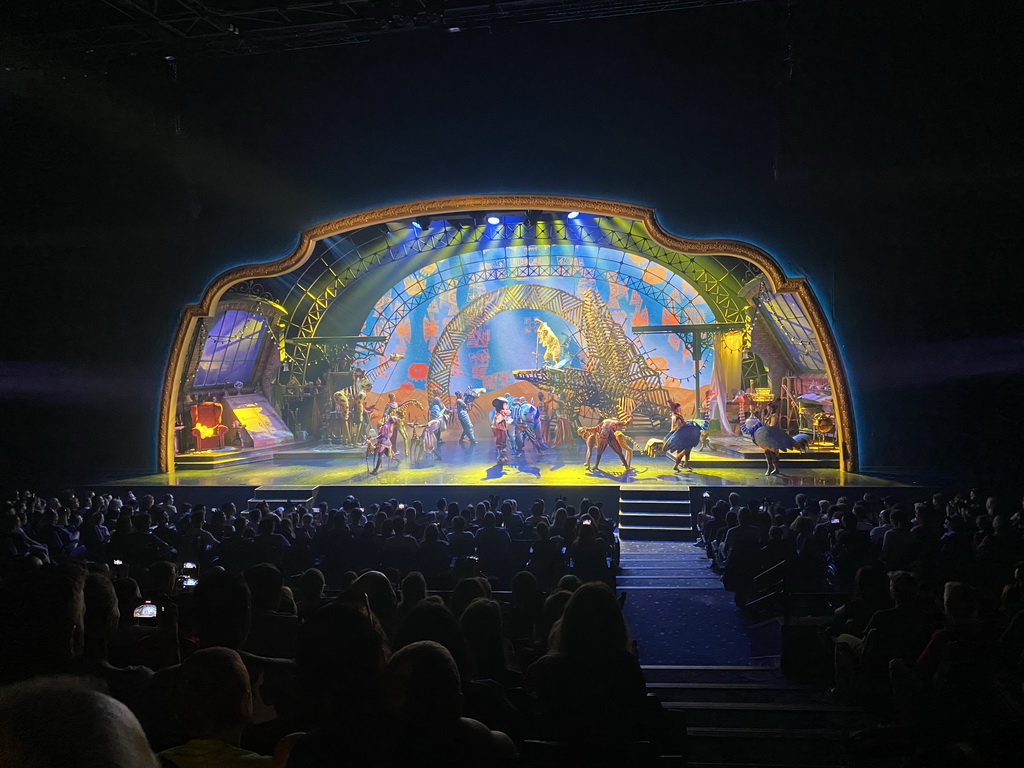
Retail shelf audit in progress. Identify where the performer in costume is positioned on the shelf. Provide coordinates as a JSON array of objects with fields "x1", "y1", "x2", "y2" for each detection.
[
  {"x1": 453, "y1": 391, "x2": 477, "y2": 444},
  {"x1": 383, "y1": 392, "x2": 418, "y2": 458},
  {"x1": 513, "y1": 398, "x2": 547, "y2": 458},
  {"x1": 535, "y1": 319, "x2": 562, "y2": 364},
  {"x1": 537, "y1": 391, "x2": 553, "y2": 445},
  {"x1": 368, "y1": 415, "x2": 400, "y2": 475},
  {"x1": 503, "y1": 394, "x2": 519, "y2": 456},
  {"x1": 420, "y1": 416, "x2": 445, "y2": 462},
  {"x1": 428, "y1": 397, "x2": 450, "y2": 447},
  {"x1": 663, "y1": 399, "x2": 703, "y2": 473},
  {"x1": 741, "y1": 402, "x2": 810, "y2": 475},
  {"x1": 332, "y1": 390, "x2": 352, "y2": 445},
  {"x1": 491, "y1": 397, "x2": 513, "y2": 464},
  {"x1": 551, "y1": 394, "x2": 572, "y2": 446},
  {"x1": 353, "y1": 390, "x2": 374, "y2": 442},
  {"x1": 590, "y1": 414, "x2": 633, "y2": 472}
]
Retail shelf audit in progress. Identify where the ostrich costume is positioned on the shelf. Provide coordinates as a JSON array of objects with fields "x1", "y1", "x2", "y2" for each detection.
[{"x1": 742, "y1": 417, "x2": 811, "y2": 451}]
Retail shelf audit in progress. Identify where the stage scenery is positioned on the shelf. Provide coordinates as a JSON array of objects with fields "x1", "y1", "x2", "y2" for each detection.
[{"x1": 157, "y1": 202, "x2": 858, "y2": 511}]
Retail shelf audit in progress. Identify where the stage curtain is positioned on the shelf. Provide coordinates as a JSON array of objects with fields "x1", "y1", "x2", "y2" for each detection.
[{"x1": 711, "y1": 331, "x2": 744, "y2": 435}]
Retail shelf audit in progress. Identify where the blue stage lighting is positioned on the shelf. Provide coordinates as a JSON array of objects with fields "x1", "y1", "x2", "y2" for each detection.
[
  {"x1": 567, "y1": 211, "x2": 580, "y2": 219},
  {"x1": 411, "y1": 220, "x2": 422, "y2": 230},
  {"x1": 487, "y1": 215, "x2": 501, "y2": 225}
]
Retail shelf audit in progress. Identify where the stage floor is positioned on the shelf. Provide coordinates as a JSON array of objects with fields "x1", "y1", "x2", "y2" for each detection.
[{"x1": 119, "y1": 441, "x2": 894, "y2": 489}]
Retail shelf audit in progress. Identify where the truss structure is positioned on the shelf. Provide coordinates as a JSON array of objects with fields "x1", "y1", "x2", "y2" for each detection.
[
  {"x1": 280, "y1": 216, "x2": 756, "y2": 384},
  {"x1": 513, "y1": 288, "x2": 671, "y2": 422},
  {"x1": 3, "y1": 1, "x2": 770, "y2": 63}
]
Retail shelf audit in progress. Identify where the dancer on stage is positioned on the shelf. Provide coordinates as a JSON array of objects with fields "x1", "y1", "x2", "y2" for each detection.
[
  {"x1": 332, "y1": 389, "x2": 352, "y2": 445},
  {"x1": 663, "y1": 399, "x2": 703, "y2": 473},
  {"x1": 491, "y1": 397, "x2": 513, "y2": 464},
  {"x1": 584, "y1": 414, "x2": 633, "y2": 472},
  {"x1": 513, "y1": 397, "x2": 548, "y2": 459},
  {"x1": 383, "y1": 392, "x2": 418, "y2": 458},
  {"x1": 741, "y1": 403, "x2": 809, "y2": 475},
  {"x1": 420, "y1": 415, "x2": 445, "y2": 463},
  {"x1": 368, "y1": 414, "x2": 399, "y2": 475},
  {"x1": 356, "y1": 391, "x2": 376, "y2": 442},
  {"x1": 428, "y1": 396, "x2": 451, "y2": 446},
  {"x1": 536, "y1": 319, "x2": 562, "y2": 364},
  {"x1": 502, "y1": 393, "x2": 519, "y2": 456},
  {"x1": 453, "y1": 390, "x2": 477, "y2": 444}
]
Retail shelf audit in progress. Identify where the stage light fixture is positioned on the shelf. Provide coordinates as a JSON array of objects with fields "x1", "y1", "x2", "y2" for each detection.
[
  {"x1": 412, "y1": 216, "x2": 432, "y2": 231},
  {"x1": 487, "y1": 215, "x2": 501, "y2": 225},
  {"x1": 567, "y1": 211, "x2": 580, "y2": 219}
]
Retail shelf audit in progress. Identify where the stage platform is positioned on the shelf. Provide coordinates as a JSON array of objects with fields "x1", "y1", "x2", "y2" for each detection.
[
  {"x1": 98, "y1": 440, "x2": 927, "y2": 541},
  {"x1": 146, "y1": 437, "x2": 867, "y2": 491}
]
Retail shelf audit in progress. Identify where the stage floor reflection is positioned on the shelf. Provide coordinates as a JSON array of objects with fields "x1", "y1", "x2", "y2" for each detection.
[{"x1": 119, "y1": 442, "x2": 896, "y2": 488}]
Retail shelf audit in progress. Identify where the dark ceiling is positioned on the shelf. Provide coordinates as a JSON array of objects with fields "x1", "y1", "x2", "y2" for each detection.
[{"x1": 1, "y1": 0, "x2": 767, "y2": 63}]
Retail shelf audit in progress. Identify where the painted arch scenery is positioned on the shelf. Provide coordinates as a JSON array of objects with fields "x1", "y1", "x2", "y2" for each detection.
[{"x1": 160, "y1": 195, "x2": 855, "y2": 473}]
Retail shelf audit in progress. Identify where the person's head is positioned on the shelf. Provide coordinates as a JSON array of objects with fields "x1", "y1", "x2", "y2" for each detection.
[
  {"x1": 244, "y1": 563, "x2": 284, "y2": 614},
  {"x1": 298, "y1": 568, "x2": 326, "y2": 602},
  {"x1": 554, "y1": 582, "x2": 629, "y2": 657},
  {"x1": 459, "y1": 598, "x2": 506, "y2": 676},
  {"x1": 451, "y1": 515, "x2": 465, "y2": 533},
  {"x1": 400, "y1": 571, "x2": 427, "y2": 607},
  {"x1": 385, "y1": 641, "x2": 462, "y2": 725},
  {"x1": 0, "y1": 564, "x2": 86, "y2": 684},
  {"x1": 423, "y1": 523, "x2": 440, "y2": 544},
  {"x1": 297, "y1": 601, "x2": 390, "y2": 720},
  {"x1": 889, "y1": 571, "x2": 920, "y2": 605},
  {"x1": 890, "y1": 507, "x2": 909, "y2": 530},
  {"x1": 0, "y1": 676, "x2": 159, "y2": 768},
  {"x1": 82, "y1": 573, "x2": 120, "y2": 656},
  {"x1": 725, "y1": 511, "x2": 739, "y2": 528},
  {"x1": 556, "y1": 574, "x2": 582, "y2": 593},
  {"x1": 728, "y1": 493, "x2": 741, "y2": 508},
  {"x1": 576, "y1": 519, "x2": 597, "y2": 543},
  {"x1": 173, "y1": 647, "x2": 253, "y2": 740},
  {"x1": 511, "y1": 570, "x2": 539, "y2": 604},
  {"x1": 392, "y1": 516, "x2": 406, "y2": 536},
  {"x1": 738, "y1": 507, "x2": 757, "y2": 527},
  {"x1": 852, "y1": 565, "x2": 889, "y2": 604},
  {"x1": 482, "y1": 511, "x2": 497, "y2": 530},
  {"x1": 450, "y1": 577, "x2": 490, "y2": 619},
  {"x1": 352, "y1": 570, "x2": 398, "y2": 628},
  {"x1": 193, "y1": 570, "x2": 251, "y2": 650},
  {"x1": 943, "y1": 582, "x2": 979, "y2": 623},
  {"x1": 147, "y1": 561, "x2": 177, "y2": 597}
]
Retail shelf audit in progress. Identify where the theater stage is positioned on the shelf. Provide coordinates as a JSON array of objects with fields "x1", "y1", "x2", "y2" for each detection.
[{"x1": 123, "y1": 435, "x2": 886, "y2": 490}]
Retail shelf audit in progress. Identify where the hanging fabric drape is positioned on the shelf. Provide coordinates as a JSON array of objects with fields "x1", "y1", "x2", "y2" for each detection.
[{"x1": 711, "y1": 331, "x2": 744, "y2": 435}]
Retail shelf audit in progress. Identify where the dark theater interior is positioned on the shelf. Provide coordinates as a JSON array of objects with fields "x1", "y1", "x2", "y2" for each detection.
[{"x1": 2, "y1": 2, "x2": 1023, "y2": 766}]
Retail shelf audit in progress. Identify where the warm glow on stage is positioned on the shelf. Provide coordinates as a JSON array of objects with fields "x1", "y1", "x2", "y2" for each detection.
[{"x1": 160, "y1": 195, "x2": 855, "y2": 493}]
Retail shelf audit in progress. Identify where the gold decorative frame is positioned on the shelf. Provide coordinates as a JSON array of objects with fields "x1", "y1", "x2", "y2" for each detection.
[{"x1": 159, "y1": 194, "x2": 856, "y2": 472}]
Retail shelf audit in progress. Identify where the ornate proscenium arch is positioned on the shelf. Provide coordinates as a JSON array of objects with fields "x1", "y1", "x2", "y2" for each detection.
[
  {"x1": 160, "y1": 194, "x2": 857, "y2": 473},
  {"x1": 427, "y1": 284, "x2": 584, "y2": 397}
]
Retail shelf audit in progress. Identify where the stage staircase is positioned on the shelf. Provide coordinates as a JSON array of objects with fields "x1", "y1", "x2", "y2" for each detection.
[
  {"x1": 617, "y1": 546, "x2": 867, "y2": 766},
  {"x1": 618, "y1": 488, "x2": 695, "y2": 542},
  {"x1": 644, "y1": 664, "x2": 864, "y2": 767},
  {"x1": 246, "y1": 485, "x2": 320, "y2": 511}
]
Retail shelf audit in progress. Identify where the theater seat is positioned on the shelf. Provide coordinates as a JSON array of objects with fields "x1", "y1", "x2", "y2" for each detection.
[{"x1": 191, "y1": 401, "x2": 228, "y2": 451}]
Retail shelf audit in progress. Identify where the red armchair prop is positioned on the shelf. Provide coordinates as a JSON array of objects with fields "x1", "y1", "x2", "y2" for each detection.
[{"x1": 191, "y1": 402, "x2": 228, "y2": 451}]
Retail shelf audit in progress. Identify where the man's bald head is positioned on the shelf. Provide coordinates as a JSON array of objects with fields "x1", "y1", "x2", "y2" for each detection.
[{"x1": 0, "y1": 676, "x2": 159, "y2": 768}]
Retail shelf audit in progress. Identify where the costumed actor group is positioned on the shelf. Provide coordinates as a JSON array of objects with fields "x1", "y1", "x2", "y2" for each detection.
[{"x1": 489, "y1": 396, "x2": 549, "y2": 465}]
